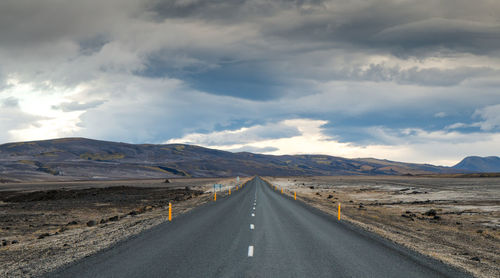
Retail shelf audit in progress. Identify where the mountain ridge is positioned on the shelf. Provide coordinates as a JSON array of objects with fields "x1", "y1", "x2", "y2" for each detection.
[
  {"x1": 0, "y1": 137, "x2": 467, "y2": 182},
  {"x1": 453, "y1": 156, "x2": 500, "y2": 173}
]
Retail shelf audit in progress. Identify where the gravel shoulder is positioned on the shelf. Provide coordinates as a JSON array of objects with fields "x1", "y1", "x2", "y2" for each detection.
[
  {"x1": 0, "y1": 177, "x2": 247, "y2": 278},
  {"x1": 266, "y1": 176, "x2": 500, "y2": 278}
]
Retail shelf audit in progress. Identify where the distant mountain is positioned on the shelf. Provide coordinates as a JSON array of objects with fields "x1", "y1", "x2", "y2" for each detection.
[
  {"x1": 0, "y1": 138, "x2": 461, "y2": 182},
  {"x1": 452, "y1": 156, "x2": 500, "y2": 173}
]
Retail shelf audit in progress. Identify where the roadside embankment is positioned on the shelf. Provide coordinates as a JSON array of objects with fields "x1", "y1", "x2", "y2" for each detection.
[{"x1": 266, "y1": 176, "x2": 500, "y2": 278}]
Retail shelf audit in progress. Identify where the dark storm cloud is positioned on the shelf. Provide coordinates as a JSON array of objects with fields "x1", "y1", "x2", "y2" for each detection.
[
  {"x1": 0, "y1": 1, "x2": 96, "y2": 47},
  {"x1": 151, "y1": 0, "x2": 248, "y2": 19},
  {"x1": 138, "y1": 55, "x2": 287, "y2": 100},
  {"x1": 356, "y1": 66, "x2": 497, "y2": 87},
  {"x1": 135, "y1": 0, "x2": 500, "y2": 101},
  {"x1": 1, "y1": 0, "x2": 500, "y2": 161},
  {"x1": 0, "y1": 0, "x2": 141, "y2": 47},
  {"x1": 373, "y1": 18, "x2": 500, "y2": 56},
  {"x1": 151, "y1": 0, "x2": 500, "y2": 57},
  {"x1": 283, "y1": 1, "x2": 500, "y2": 56},
  {"x1": 183, "y1": 61, "x2": 290, "y2": 100},
  {"x1": 78, "y1": 34, "x2": 110, "y2": 56},
  {"x1": 151, "y1": 0, "x2": 326, "y2": 21},
  {"x1": 2, "y1": 0, "x2": 498, "y2": 92}
]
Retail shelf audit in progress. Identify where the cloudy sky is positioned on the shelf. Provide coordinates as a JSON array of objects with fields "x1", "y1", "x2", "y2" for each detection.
[{"x1": 1, "y1": 0, "x2": 500, "y2": 165}]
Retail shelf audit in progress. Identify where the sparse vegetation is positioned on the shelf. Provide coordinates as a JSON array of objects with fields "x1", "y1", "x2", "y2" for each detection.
[
  {"x1": 174, "y1": 145, "x2": 185, "y2": 151},
  {"x1": 36, "y1": 150, "x2": 63, "y2": 157},
  {"x1": 79, "y1": 152, "x2": 125, "y2": 161},
  {"x1": 6, "y1": 142, "x2": 38, "y2": 148},
  {"x1": 17, "y1": 160, "x2": 37, "y2": 166},
  {"x1": 0, "y1": 138, "x2": 489, "y2": 182}
]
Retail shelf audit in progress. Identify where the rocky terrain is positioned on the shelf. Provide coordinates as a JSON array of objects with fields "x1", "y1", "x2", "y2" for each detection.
[
  {"x1": 0, "y1": 137, "x2": 466, "y2": 182},
  {"x1": 0, "y1": 177, "x2": 245, "y2": 277},
  {"x1": 267, "y1": 175, "x2": 500, "y2": 278}
]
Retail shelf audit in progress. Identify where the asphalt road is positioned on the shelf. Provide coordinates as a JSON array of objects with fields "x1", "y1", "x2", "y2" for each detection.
[{"x1": 47, "y1": 177, "x2": 470, "y2": 278}]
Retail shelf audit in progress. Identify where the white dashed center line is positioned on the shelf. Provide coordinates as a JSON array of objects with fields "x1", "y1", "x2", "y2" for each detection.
[
  {"x1": 252, "y1": 213, "x2": 255, "y2": 217},
  {"x1": 248, "y1": 246, "x2": 254, "y2": 257},
  {"x1": 250, "y1": 224, "x2": 254, "y2": 230}
]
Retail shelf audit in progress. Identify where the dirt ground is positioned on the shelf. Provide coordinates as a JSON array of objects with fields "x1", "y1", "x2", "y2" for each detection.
[
  {"x1": 266, "y1": 175, "x2": 500, "y2": 278},
  {"x1": 1, "y1": 176, "x2": 498, "y2": 277},
  {"x1": 0, "y1": 177, "x2": 247, "y2": 278}
]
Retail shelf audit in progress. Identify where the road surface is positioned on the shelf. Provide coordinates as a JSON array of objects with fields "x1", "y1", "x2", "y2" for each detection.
[{"x1": 47, "y1": 177, "x2": 470, "y2": 277}]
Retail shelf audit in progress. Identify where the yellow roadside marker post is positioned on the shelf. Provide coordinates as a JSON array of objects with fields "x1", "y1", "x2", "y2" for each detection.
[
  {"x1": 294, "y1": 191, "x2": 296, "y2": 200},
  {"x1": 168, "y1": 202, "x2": 172, "y2": 221},
  {"x1": 338, "y1": 203, "x2": 341, "y2": 220},
  {"x1": 281, "y1": 188, "x2": 283, "y2": 194},
  {"x1": 229, "y1": 188, "x2": 231, "y2": 195},
  {"x1": 214, "y1": 192, "x2": 217, "y2": 201}
]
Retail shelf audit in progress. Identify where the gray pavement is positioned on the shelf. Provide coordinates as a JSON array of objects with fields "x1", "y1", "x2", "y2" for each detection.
[{"x1": 46, "y1": 177, "x2": 470, "y2": 277}]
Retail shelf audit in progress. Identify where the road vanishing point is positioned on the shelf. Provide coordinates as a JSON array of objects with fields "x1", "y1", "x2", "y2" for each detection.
[{"x1": 47, "y1": 177, "x2": 470, "y2": 278}]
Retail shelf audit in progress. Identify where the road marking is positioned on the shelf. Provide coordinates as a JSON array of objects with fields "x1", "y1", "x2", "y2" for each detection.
[
  {"x1": 248, "y1": 246, "x2": 254, "y2": 257},
  {"x1": 253, "y1": 206, "x2": 255, "y2": 210},
  {"x1": 252, "y1": 213, "x2": 255, "y2": 217},
  {"x1": 250, "y1": 224, "x2": 254, "y2": 230}
]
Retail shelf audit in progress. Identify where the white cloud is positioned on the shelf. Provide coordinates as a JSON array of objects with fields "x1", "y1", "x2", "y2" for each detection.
[
  {"x1": 167, "y1": 121, "x2": 299, "y2": 145},
  {"x1": 168, "y1": 118, "x2": 500, "y2": 166},
  {"x1": 0, "y1": 78, "x2": 86, "y2": 142},
  {"x1": 445, "y1": 122, "x2": 481, "y2": 130},
  {"x1": 0, "y1": 105, "x2": 43, "y2": 143},
  {"x1": 474, "y1": 104, "x2": 500, "y2": 131},
  {"x1": 434, "y1": 112, "x2": 447, "y2": 118}
]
